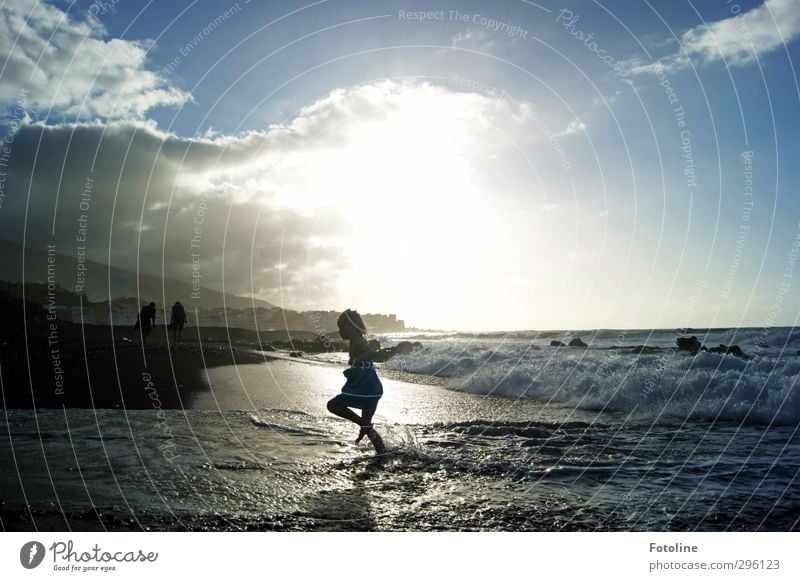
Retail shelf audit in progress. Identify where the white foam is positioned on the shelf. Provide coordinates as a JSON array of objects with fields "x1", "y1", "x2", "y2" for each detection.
[{"x1": 384, "y1": 335, "x2": 800, "y2": 425}]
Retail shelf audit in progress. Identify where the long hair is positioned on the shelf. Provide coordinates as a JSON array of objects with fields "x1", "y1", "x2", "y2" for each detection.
[{"x1": 337, "y1": 309, "x2": 367, "y2": 336}]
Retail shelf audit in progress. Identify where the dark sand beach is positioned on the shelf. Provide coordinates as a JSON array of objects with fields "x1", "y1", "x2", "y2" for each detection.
[{"x1": 0, "y1": 321, "x2": 324, "y2": 409}]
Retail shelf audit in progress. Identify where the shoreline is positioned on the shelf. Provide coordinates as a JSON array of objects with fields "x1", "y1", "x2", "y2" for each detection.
[
  {"x1": 0, "y1": 323, "x2": 295, "y2": 410},
  {"x1": 1, "y1": 319, "x2": 786, "y2": 411},
  {"x1": 0, "y1": 321, "x2": 446, "y2": 410}
]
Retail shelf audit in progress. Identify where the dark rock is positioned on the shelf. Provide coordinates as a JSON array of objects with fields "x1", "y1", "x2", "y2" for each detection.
[
  {"x1": 550, "y1": 340, "x2": 566, "y2": 347},
  {"x1": 372, "y1": 341, "x2": 422, "y2": 362},
  {"x1": 707, "y1": 344, "x2": 747, "y2": 358},
  {"x1": 289, "y1": 351, "x2": 303, "y2": 357},
  {"x1": 568, "y1": 337, "x2": 588, "y2": 348},
  {"x1": 394, "y1": 341, "x2": 416, "y2": 355},
  {"x1": 727, "y1": 345, "x2": 746, "y2": 358},
  {"x1": 367, "y1": 339, "x2": 381, "y2": 352},
  {"x1": 676, "y1": 336, "x2": 702, "y2": 355},
  {"x1": 683, "y1": 341, "x2": 749, "y2": 358}
]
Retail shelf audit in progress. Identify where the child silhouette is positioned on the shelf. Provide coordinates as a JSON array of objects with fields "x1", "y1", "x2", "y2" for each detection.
[{"x1": 326, "y1": 309, "x2": 387, "y2": 453}]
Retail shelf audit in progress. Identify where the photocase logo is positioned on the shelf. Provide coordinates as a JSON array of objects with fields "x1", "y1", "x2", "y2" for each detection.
[{"x1": 20, "y1": 541, "x2": 46, "y2": 569}]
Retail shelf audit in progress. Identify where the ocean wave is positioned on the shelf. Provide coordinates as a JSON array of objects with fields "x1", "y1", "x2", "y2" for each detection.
[
  {"x1": 385, "y1": 340, "x2": 800, "y2": 425},
  {"x1": 382, "y1": 326, "x2": 799, "y2": 352}
]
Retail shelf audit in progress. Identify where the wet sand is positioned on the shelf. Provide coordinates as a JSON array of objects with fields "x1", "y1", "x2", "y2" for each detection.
[{"x1": 0, "y1": 322, "x2": 318, "y2": 409}]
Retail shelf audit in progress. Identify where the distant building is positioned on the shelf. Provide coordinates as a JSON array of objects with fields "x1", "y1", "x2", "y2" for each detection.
[{"x1": 361, "y1": 313, "x2": 405, "y2": 332}]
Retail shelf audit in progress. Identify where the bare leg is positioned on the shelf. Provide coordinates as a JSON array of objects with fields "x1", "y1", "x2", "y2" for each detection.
[
  {"x1": 327, "y1": 399, "x2": 365, "y2": 425},
  {"x1": 355, "y1": 409, "x2": 377, "y2": 442},
  {"x1": 327, "y1": 401, "x2": 386, "y2": 453},
  {"x1": 357, "y1": 409, "x2": 386, "y2": 453},
  {"x1": 366, "y1": 430, "x2": 385, "y2": 453}
]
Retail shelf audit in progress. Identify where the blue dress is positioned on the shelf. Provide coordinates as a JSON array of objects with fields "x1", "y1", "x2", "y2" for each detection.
[{"x1": 333, "y1": 345, "x2": 383, "y2": 412}]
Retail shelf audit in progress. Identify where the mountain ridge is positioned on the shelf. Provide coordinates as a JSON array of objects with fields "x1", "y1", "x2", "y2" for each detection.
[{"x1": 0, "y1": 237, "x2": 276, "y2": 311}]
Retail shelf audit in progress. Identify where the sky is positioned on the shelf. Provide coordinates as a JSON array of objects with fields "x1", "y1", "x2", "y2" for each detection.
[{"x1": 0, "y1": 0, "x2": 799, "y2": 331}]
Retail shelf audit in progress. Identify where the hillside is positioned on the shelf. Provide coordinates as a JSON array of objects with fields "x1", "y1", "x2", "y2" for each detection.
[{"x1": 0, "y1": 238, "x2": 276, "y2": 310}]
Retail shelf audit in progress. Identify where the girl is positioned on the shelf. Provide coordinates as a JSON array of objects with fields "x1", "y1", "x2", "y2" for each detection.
[{"x1": 326, "y1": 309, "x2": 386, "y2": 453}]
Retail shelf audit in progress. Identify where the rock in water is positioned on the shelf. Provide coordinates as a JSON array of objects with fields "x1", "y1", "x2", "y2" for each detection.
[
  {"x1": 707, "y1": 344, "x2": 747, "y2": 358},
  {"x1": 727, "y1": 345, "x2": 746, "y2": 358},
  {"x1": 394, "y1": 341, "x2": 416, "y2": 355},
  {"x1": 676, "y1": 336, "x2": 702, "y2": 355}
]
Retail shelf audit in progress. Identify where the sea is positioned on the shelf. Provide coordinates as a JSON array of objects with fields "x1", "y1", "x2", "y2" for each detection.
[{"x1": 1, "y1": 327, "x2": 798, "y2": 531}]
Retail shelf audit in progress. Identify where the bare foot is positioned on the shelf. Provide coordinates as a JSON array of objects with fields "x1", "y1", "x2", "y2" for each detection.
[{"x1": 356, "y1": 424, "x2": 373, "y2": 443}]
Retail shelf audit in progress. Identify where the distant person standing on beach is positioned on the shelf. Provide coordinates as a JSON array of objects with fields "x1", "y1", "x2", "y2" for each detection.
[
  {"x1": 138, "y1": 302, "x2": 156, "y2": 344},
  {"x1": 170, "y1": 301, "x2": 187, "y2": 345},
  {"x1": 326, "y1": 309, "x2": 386, "y2": 453}
]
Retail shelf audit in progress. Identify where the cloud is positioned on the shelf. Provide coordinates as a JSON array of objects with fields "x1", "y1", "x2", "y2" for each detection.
[
  {"x1": 0, "y1": 118, "x2": 342, "y2": 307},
  {"x1": 629, "y1": 0, "x2": 800, "y2": 74},
  {"x1": 0, "y1": 80, "x2": 527, "y2": 310},
  {"x1": 0, "y1": 0, "x2": 191, "y2": 119},
  {"x1": 557, "y1": 119, "x2": 587, "y2": 137},
  {"x1": 592, "y1": 90, "x2": 621, "y2": 107},
  {"x1": 451, "y1": 30, "x2": 495, "y2": 51}
]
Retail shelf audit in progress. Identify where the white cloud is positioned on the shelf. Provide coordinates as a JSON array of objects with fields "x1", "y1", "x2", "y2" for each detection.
[
  {"x1": 629, "y1": 0, "x2": 800, "y2": 74},
  {"x1": 2, "y1": 80, "x2": 531, "y2": 312},
  {"x1": 592, "y1": 90, "x2": 621, "y2": 107},
  {"x1": 557, "y1": 119, "x2": 587, "y2": 136},
  {"x1": 451, "y1": 29, "x2": 495, "y2": 51},
  {"x1": 0, "y1": 0, "x2": 191, "y2": 118}
]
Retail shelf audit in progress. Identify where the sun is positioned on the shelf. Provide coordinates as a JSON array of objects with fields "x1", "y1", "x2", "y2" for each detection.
[
  {"x1": 301, "y1": 100, "x2": 497, "y2": 324},
  {"x1": 325, "y1": 108, "x2": 484, "y2": 244}
]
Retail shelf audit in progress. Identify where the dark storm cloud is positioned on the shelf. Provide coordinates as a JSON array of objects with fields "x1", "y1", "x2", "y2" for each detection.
[
  {"x1": 0, "y1": 119, "x2": 347, "y2": 304},
  {"x1": 0, "y1": 79, "x2": 523, "y2": 310}
]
